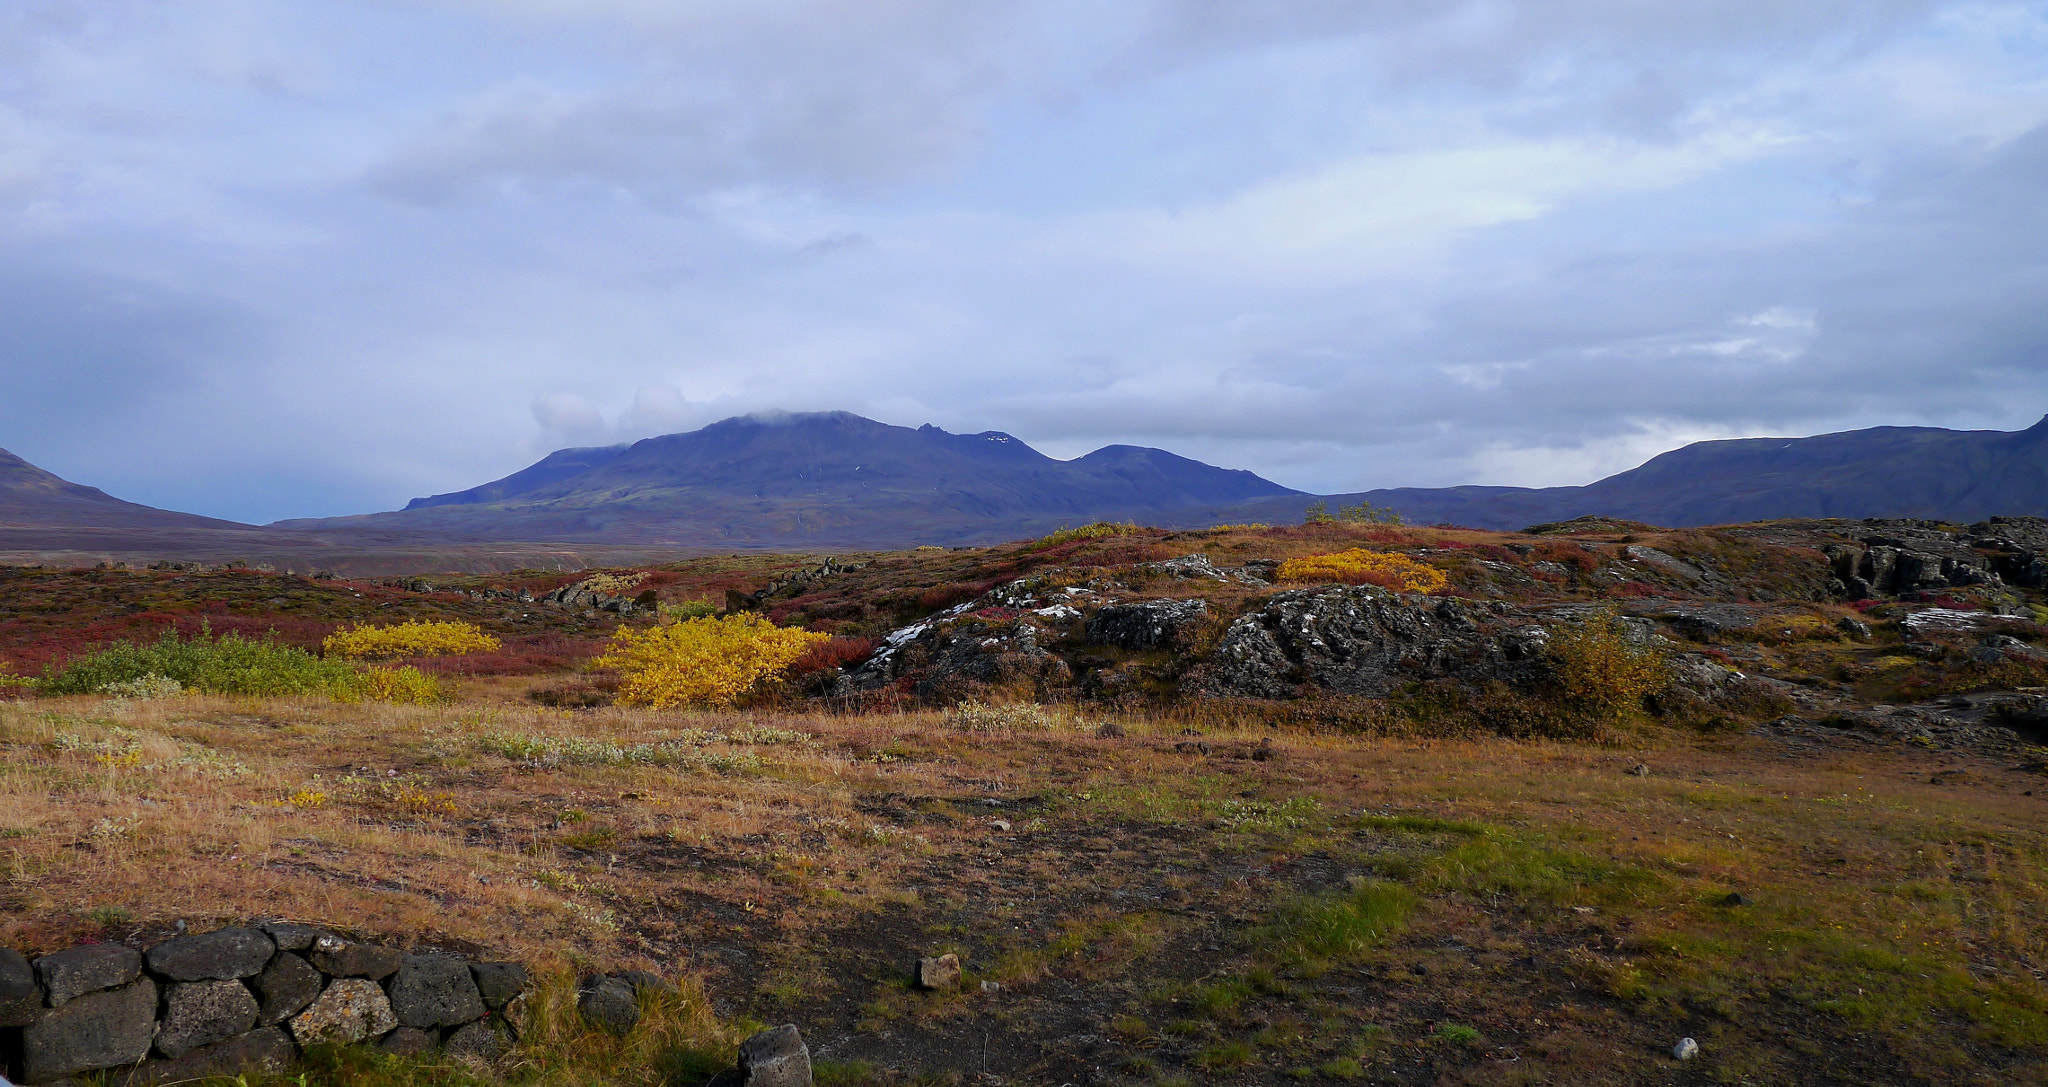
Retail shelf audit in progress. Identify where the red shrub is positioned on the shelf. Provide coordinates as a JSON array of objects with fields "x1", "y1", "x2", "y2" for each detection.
[{"x1": 791, "y1": 636, "x2": 879, "y2": 676}]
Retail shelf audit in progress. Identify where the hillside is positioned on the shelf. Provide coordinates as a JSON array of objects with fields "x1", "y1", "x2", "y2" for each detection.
[
  {"x1": 1215, "y1": 416, "x2": 2048, "y2": 529},
  {"x1": 281, "y1": 411, "x2": 1301, "y2": 547}
]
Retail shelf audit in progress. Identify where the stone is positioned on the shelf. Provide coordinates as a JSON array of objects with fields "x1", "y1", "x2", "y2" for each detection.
[
  {"x1": 21, "y1": 977, "x2": 157, "y2": 1083},
  {"x1": 252, "y1": 952, "x2": 323, "y2": 1025},
  {"x1": 1194, "y1": 588, "x2": 1540, "y2": 699},
  {"x1": 290, "y1": 977, "x2": 398, "y2": 1047},
  {"x1": 1838, "y1": 617, "x2": 1873, "y2": 639},
  {"x1": 117, "y1": 1027, "x2": 294, "y2": 1087},
  {"x1": 915, "y1": 953, "x2": 961, "y2": 991},
  {"x1": 470, "y1": 961, "x2": 529, "y2": 1009},
  {"x1": 388, "y1": 954, "x2": 486, "y2": 1029},
  {"x1": 145, "y1": 927, "x2": 274, "y2": 982},
  {"x1": 1094, "y1": 721, "x2": 1125, "y2": 739},
  {"x1": 1626, "y1": 763, "x2": 1650, "y2": 777},
  {"x1": 156, "y1": 979, "x2": 260, "y2": 1058},
  {"x1": 578, "y1": 974, "x2": 640, "y2": 1035},
  {"x1": 258, "y1": 921, "x2": 326, "y2": 951},
  {"x1": 308, "y1": 941, "x2": 402, "y2": 980},
  {"x1": 502, "y1": 990, "x2": 534, "y2": 1039},
  {"x1": 444, "y1": 1020, "x2": 512, "y2": 1060},
  {"x1": 378, "y1": 1026, "x2": 438, "y2": 1056},
  {"x1": 1674, "y1": 1037, "x2": 1699, "y2": 1060},
  {"x1": 614, "y1": 969, "x2": 675, "y2": 998},
  {"x1": 0, "y1": 945, "x2": 40, "y2": 1026},
  {"x1": 35, "y1": 943, "x2": 142, "y2": 1006},
  {"x1": 989, "y1": 818, "x2": 1012, "y2": 832},
  {"x1": 738, "y1": 1024, "x2": 813, "y2": 1087},
  {"x1": 1719, "y1": 892, "x2": 1747, "y2": 907},
  {"x1": 1086, "y1": 598, "x2": 1209, "y2": 651}
]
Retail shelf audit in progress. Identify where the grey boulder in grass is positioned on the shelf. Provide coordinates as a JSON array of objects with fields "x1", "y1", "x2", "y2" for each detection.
[
  {"x1": 34, "y1": 943, "x2": 141, "y2": 1006},
  {"x1": 155, "y1": 979, "x2": 261, "y2": 1058},
  {"x1": 22, "y1": 977, "x2": 158, "y2": 1083},
  {"x1": 738, "y1": 1024, "x2": 813, "y2": 1087},
  {"x1": 145, "y1": 926, "x2": 274, "y2": 981},
  {"x1": 388, "y1": 953, "x2": 486, "y2": 1029}
]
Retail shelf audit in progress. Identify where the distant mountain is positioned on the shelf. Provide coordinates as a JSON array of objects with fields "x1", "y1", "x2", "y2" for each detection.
[
  {"x1": 1212, "y1": 416, "x2": 2048, "y2": 530},
  {"x1": 281, "y1": 411, "x2": 1303, "y2": 547},
  {"x1": 0, "y1": 447, "x2": 250, "y2": 533}
]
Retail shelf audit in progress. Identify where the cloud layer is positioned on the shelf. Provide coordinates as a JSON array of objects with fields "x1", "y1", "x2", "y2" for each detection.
[{"x1": 1, "y1": 0, "x2": 2045, "y2": 521}]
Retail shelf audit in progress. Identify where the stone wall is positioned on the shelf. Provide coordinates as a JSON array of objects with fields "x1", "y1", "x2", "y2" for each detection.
[{"x1": 2, "y1": 922, "x2": 532, "y2": 1085}]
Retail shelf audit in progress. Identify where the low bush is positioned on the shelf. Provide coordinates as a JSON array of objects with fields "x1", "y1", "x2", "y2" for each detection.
[
  {"x1": 354, "y1": 666, "x2": 442, "y2": 705},
  {"x1": 593, "y1": 613, "x2": 830, "y2": 708},
  {"x1": 322, "y1": 620, "x2": 501, "y2": 660},
  {"x1": 947, "y1": 699, "x2": 1063, "y2": 731},
  {"x1": 1546, "y1": 608, "x2": 1669, "y2": 723},
  {"x1": 99, "y1": 673, "x2": 184, "y2": 701},
  {"x1": 43, "y1": 629, "x2": 361, "y2": 698},
  {"x1": 1028, "y1": 522, "x2": 1139, "y2": 551},
  {"x1": 1276, "y1": 549, "x2": 1447, "y2": 593}
]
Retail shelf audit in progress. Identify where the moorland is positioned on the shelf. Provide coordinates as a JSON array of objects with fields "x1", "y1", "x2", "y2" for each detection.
[{"x1": 4, "y1": 513, "x2": 2048, "y2": 1085}]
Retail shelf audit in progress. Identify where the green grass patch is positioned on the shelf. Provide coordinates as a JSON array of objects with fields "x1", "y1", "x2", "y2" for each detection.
[{"x1": 42, "y1": 628, "x2": 360, "y2": 698}]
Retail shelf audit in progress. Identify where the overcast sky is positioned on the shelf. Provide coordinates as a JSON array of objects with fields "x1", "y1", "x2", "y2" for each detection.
[{"x1": 3, "y1": 1, "x2": 2046, "y2": 523}]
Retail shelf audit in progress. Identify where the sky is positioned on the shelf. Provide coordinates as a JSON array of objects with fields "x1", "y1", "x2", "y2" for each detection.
[{"x1": 3, "y1": 0, "x2": 2047, "y2": 524}]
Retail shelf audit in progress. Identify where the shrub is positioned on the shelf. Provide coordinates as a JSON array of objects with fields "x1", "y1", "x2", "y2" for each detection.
[
  {"x1": 355, "y1": 666, "x2": 442, "y2": 705},
  {"x1": 1029, "y1": 522, "x2": 1138, "y2": 550},
  {"x1": 1546, "y1": 609, "x2": 1669, "y2": 723},
  {"x1": 323, "y1": 620, "x2": 501, "y2": 660},
  {"x1": 43, "y1": 629, "x2": 360, "y2": 698},
  {"x1": 660, "y1": 600, "x2": 719, "y2": 622},
  {"x1": 1304, "y1": 500, "x2": 1405, "y2": 526},
  {"x1": 99, "y1": 673, "x2": 184, "y2": 701},
  {"x1": 1276, "y1": 549, "x2": 1447, "y2": 593},
  {"x1": 593, "y1": 613, "x2": 829, "y2": 708}
]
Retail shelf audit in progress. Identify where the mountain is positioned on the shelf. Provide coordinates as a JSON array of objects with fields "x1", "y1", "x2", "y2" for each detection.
[
  {"x1": 280, "y1": 411, "x2": 1303, "y2": 547},
  {"x1": 1212, "y1": 416, "x2": 2048, "y2": 530},
  {"x1": 0, "y1": 447, "x2": 252, "y2": 533}
]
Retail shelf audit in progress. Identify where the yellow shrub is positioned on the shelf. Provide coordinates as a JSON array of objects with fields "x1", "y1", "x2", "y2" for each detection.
[
  {"x1": 594, "y1": 613, "x2": 830, "y2": 709},
  {"x1": 1276, "y1": 549, "x2": 1447, "y2": 593},
  {"x1": 323, "y1": 620, "x2": 501, "y2": 660},
  {"x1": 1546, "y1": 609, "x2": 1668, "y2": 722},
  {"x1": 355, "y1": 666, "x2": 442, "y2": 705}
]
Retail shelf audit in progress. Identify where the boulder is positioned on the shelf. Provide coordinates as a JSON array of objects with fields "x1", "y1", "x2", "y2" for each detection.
[
  {"x1": 0, "y1": 946, "x2": 40, "y2": 1026},
  {"x1": 308, "y1": 940, "x2": 402, "y2": 980},
  {"x1": 156, "y1": 979, "x2": 261, "y2": 1058},
  {"x1": 290, "y1": 977, "x2": 398, "y2": 1047},
  {"x1": 469, "y1": 961, "x2": 529, "y2": 1009},
  {"x1": 35, "y1": 943, "x2": 142, "y2": 1006},
  {"x1": 258, "y1": 922, "x2": 326, "y2": 952},
  {"x1": 738, "y1": 1024, "x2": 813, "y2": 1087},
  {"x1": 614, "y1": 969, "x2": 675, "y2": 998},
  {"x1": 118, "y1": 1027, "x2": 293, "y2": 1087},
  {"x1": 378, "y1": 1026, "x2": 439, "y2": 1056},
  {"x1": 445, "y1": 1019, "x2": 512, "y2": 1060},
  {"x1": 1194, "y1": 587, "x2": 1537, "y2": 699},
  {"x1": 915, "y1": 954, "x2": 961, "y2": 991},
  {"x1": 252, "y1": 952, "x2": 323, "y2": 1025},
  {"x1": 145, "y1": 927, "x2": 274, "y2": 982},
  {"x1": 1085, "y1": 599, "x2": 1208, "y2": 651},
  {"x1": 577, "y1": 975, "x2": 640, "y2": 1035},
  {"x1": 21, "y1": 977, "x2": 157, "y2": 1083},
  {"x1": 388, "y1": 954, "x2": 486, "y2": 1030},
  {"x1": 502, "y1": 990, "x2": 534, "y2": 1039}
]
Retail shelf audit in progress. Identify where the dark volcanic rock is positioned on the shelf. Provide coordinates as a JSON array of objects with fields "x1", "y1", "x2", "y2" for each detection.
[
  {"x1": 850, "y1": 615, "x2": 1072, "y2": 701},
  {"x1": 258, "y1": 921, "x2": 325, "y2": 952},
  {"x1": 445, "y1": 1019, "x2": 512, "y2": 1060},
  {"x1": 252, "y1": 952, "x2": 323, "y2": 1025},
  {"x1": 309, "y1": 941, "x2": 402, "y2": 980},
  {"x1": 36, "y1": 942, "x2": 142, "y2": 1006},
  {"x1": 156, "y1": 979, "x2": 261, "y2": 1058},
  {"x1": 119, "y1": 1026, "x2": 294, "y2": 1087},
  {"x1": 0, "y1": 946, "x2": 39, "y2": 1026},
  {"x1": 378, "y1": 1026, "x2": 439, "y2": 1056},
  {"x1": 22, "y1": 976, "x2": 157, "y2": 1082},
  {"x1": 1194, "y1": 587, "x2": 1544, "y2": 699},
  {"x1": 738, "y1": 1024, "x2": 813, "y2": 1087},
  {"x1": 388, "y1": 954, "x2": 486, "y2": 1029},
  {"x1": 577, "y1": 975, "x2": 640, "y2": 1035},
  {"x1": 1086, "y1": 598, "x2": 1208, "y2": 650},
  {"x1": 470, "y1": 961, "x2": 528, "y2": 1009},
  {"x1": 145, "y1": 927, "x2": 274, "y2": 981}
]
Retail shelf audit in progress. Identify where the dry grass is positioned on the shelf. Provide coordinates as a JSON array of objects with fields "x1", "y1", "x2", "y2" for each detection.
[{"x1": 2, "y1": 687, "x2": 2046, "y2": 1083}]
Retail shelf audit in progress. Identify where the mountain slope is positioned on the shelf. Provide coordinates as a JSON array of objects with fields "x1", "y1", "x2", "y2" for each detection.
[
  {"x1": 0, "y1": 448, "x2": 251, "y2": 531},
  {"x1": 283, "y1": 411, "x2": 1303, "y2": 547},
  {"x1": 1209, "y1": 417, "x2": 2048, "y2": 530}
]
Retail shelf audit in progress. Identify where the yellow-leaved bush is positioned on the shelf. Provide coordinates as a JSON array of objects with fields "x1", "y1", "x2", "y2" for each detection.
[
  {"x1": 1276, "y1": 549, "x2": 1447, "y2": 593},
  {"x1": 353, "y1": 665, "x2": 442, "y2": 705},
  {"x1": 323, "y1": 620, "x2": 501, "y2": 660},
  {"x1": 593, "y1": 613, "x2": 830, "y2": 709},
  {"x1": 1546, "y1": 608, "x2": 1668, "y2": 722}
]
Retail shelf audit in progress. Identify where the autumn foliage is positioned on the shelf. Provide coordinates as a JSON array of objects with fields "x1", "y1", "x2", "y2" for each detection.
[
  {"x1": 323, "y1": 620, "x2": 502, "y2": 660},
  {"x1": 594, "y1": 613, "x2": 830, "y2": 708},
  {"x1": 1276, "y1": 549, "x2": 1447, "y2": 593}
]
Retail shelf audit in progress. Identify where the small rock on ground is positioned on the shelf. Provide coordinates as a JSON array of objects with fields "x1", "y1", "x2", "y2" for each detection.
[
  {"x1": 915, "y1": 954, "x2": 961, "y2": 991},
  {"x1": 738, "y1": 1024, "x2": 812, "y2": 1087}
]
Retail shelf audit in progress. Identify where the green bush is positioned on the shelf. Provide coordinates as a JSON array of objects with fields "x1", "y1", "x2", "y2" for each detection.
[{"x1": 44, "y1": 629, "x2": 361, "y2": 698}]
